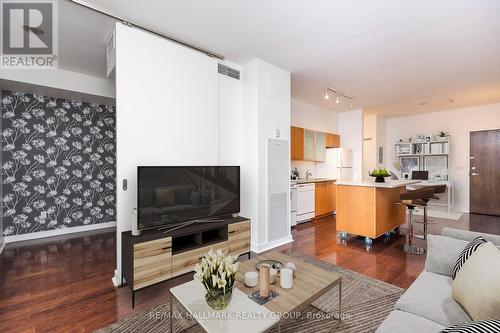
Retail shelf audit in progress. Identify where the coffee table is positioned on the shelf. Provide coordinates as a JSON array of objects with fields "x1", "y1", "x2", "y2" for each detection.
[{"x1": 169, "y1": 251, "x2": 342, "y2": 333}]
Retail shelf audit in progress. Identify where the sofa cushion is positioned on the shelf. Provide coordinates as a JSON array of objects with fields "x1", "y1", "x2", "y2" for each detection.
[
  {"x1": 451, "y1": 236, "x2": 486, "y2": 279},
  {"x1": 426, "y1": 235, "x2": 470, "y2": 277},
  {"x1": 442, "y1": 319, "x2": 500, "y2": 333},
  {"x1": 441, "y1": 228, "x2": 500, "y2": 247},
  {"x1": 375, "y1": 310, "x2": 445, "y2": 333},
  {"x1": 452, "y1": 242, "x2": 500, "y2": 321},
  {"x1": 395, "y1": 271, "x2": 471, "y2": 326}
]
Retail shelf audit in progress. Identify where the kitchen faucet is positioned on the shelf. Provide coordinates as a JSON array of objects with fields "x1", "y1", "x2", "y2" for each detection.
[{"x1": 306, "y1": 169, "x2": 312, "y2": 180}]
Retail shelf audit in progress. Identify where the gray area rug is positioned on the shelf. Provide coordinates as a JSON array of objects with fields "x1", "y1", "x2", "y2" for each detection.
[{"x1": 96, "y1": 253, "x2": 404, "y2": 333}]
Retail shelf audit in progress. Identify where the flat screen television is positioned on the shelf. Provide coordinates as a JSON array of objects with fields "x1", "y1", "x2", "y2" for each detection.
[{"x1": 137, "y1": 166, "x2": 240, "y2": 230}]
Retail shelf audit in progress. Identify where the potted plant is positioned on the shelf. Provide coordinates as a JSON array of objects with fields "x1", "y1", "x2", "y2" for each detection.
[
  {"x1": 436, "y1": 130, "x2": 449, "y2": 141},
  {"x1": 368, "y1": 168, "x2": 391, "y2": 183},
  {"x1": 194, "y1": 248, "x2": 240, "y2": 310}
]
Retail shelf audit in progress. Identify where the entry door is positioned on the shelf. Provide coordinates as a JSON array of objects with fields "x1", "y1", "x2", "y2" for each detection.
[{"x1": 470, "y1": 129, "x2": 500, "y2": 215}]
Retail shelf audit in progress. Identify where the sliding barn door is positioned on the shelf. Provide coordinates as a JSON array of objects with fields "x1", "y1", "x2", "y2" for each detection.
[{"x1": 470, "y1": 129, "x2": 500, "y2": 215}]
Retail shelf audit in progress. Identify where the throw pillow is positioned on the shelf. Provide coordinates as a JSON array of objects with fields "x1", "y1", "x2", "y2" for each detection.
[
  {"x1": 441, "y1": 319, "x2": 500, "y2": 333},
  {"x1": 452, "y1": 236, "x2": 486, "y2": 279},
  {"x1": 426, "y1": 234, "x2": 471, "y2": 277},
  {"x1": 452, "y1": 242, "x2": 500, "y2": 320},
  {"x1": 154, "y1": 187, "x2": 175, "y2": 208}
]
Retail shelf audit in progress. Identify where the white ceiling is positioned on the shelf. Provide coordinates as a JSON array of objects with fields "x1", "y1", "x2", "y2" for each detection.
[{"x1": 61, "y1": 0, "x2": 500, "y2": 116}]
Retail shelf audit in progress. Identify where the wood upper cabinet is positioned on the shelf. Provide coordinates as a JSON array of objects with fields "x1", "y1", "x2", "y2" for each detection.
[
  {"x1": 290, "y1": 126, "x2": 304, "y2": 161},
  {"x1": 303, "y1": 129, "x2": 315, "y2": 161},
  {"x1": 326, "y1": 133, "x2": 340, "y2": 148},
  {"x1": 290, "y1": 126, "x2": 340, "y2": 161},
  {"x1": 315, "y1": 181, "x2": 336, "y2": 217},
  {"x1": 315, "y1": 132, "x2": 326, "y2": 162}
]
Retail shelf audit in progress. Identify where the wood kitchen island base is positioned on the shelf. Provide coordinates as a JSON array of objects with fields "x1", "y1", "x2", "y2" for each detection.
[{"x1": 336, "y1": 181, "x2": 418, "y2": 245}]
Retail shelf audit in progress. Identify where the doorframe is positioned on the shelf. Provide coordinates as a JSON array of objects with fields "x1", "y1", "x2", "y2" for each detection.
[{"x1": 468, "y1": 128, "x2": 500, "y2": 214}]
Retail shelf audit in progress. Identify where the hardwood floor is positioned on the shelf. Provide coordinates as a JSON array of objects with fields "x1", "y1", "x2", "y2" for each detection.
[{"x1": 1, "y1": 213, "x2": 499, "y2": 332}]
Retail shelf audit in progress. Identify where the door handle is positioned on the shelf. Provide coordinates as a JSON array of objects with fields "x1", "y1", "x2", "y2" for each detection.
[{"x1": 471, "y1": 173, "x2": 479, "y2": 176}]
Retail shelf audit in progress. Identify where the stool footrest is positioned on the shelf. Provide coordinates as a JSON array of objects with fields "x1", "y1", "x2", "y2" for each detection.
[{"x1": 415, "y1": 220, "x2": 437, "y2": 225}]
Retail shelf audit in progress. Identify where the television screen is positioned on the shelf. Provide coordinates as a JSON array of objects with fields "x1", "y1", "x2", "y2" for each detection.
[{"x1": 137, "y1": 166, "x2": 240, "y2": 230}]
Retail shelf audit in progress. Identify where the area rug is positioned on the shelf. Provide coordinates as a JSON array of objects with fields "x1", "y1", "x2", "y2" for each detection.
[{"x1": 96, "y1": 253, "x2": 404, "y2": 333}]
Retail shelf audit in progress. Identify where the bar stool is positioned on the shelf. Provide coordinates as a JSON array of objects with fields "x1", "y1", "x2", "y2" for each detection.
[
  {"x1": 399, "y1": 187, "x2": 435, "y2": 255},
  {"x1": 414, "y1": 185, "x2": 447, "y2": 240}
]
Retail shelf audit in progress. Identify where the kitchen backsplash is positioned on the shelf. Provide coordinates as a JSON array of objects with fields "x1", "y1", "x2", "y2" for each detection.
[
  {"x1": 291, "y1": 161, "x2": 317, "y2": 179},
  {"x1": 291, "y1": 149, "x2": 339, "y2": 180}
]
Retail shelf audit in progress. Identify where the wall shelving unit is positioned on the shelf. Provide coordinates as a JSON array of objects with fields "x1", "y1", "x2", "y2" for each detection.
[{"x1": 395, "y1": 139, "x2": 453, "y2": 212}]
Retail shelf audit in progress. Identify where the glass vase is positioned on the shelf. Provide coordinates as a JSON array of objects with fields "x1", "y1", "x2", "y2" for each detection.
[{"x1": 205, "y1": 287, "x2": 233, "y2": 310}]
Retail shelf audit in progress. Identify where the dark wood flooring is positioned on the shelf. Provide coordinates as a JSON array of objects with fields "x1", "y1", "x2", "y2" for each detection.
[{"x1": 1, "y1": 213, "x2": 499, "y2": 332}]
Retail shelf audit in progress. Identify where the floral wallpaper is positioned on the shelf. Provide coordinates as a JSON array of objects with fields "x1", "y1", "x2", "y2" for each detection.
[{"x1": 1, "y1": 91, "x2": 116, "y2": 236}]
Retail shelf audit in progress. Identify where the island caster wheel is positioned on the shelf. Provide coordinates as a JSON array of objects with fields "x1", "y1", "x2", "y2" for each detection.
[
  {"x1": 364, "y1": 237, "x2": 373, "y2": 246},
  {"x1": 339, "y1": 232, "x2": 348, "y2": 240},
  {"x1": 384, "y1": 231, "x2": 393, "y2": 238}
]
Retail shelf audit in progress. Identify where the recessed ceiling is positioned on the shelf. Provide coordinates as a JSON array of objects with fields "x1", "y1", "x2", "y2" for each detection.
[{"x1": 61, "y1": 0, "x2": 500, "y2": 117}]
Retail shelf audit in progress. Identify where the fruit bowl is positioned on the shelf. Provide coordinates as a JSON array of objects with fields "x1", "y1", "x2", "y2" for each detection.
[{"x1": 368, "y1": 169, "x2": 391, "y2": 183}]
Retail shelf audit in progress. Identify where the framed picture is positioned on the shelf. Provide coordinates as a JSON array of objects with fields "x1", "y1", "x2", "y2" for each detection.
[
  {"x1": 424, "y1": 155, "x2": 448, "y2": 181},
  {"x1": 400, "y1": 156, "x2": 420, "y2": 177}
]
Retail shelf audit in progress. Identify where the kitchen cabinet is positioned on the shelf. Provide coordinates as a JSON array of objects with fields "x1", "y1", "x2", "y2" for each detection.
[
  {"x1": 290, "y1": 126, "x2": 340, "y2": 161},
  {"x1": 304, "y1": 129, "x2": 315, "y2": 161},
  {"x1": 326, "y1": 133, "x2": 340, "y2": 148},
  {"x1": 315, "y1": 132, "x2": 326, "y2": 161},
  {"x1": 290, "y1": 126, "x2": 304, "y2": 160},
  {"x1": 315, "y1": 181, "x2": 336, "y2": 217}
]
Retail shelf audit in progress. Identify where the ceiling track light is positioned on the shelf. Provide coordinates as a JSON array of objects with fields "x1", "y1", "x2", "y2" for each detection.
[{"x1": 322, "y1": 87, "x2": 355, "y2": 108}]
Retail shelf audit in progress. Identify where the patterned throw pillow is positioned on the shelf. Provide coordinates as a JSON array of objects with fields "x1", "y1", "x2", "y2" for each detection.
[
  {"x1": 452, "y1": 236, "x2": 486, "y2": 279},
  {"x1": 441, "y1": 319, "x2": 500, "y2": 332}
]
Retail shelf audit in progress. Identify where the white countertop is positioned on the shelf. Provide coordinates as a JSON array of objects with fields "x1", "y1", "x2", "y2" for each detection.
[
  {"x1": 336, "y1": 179, "x2": 421, "y2": 188},
  {"x1": 291, "y1": 178, "x2": 336, "y2": 184}
]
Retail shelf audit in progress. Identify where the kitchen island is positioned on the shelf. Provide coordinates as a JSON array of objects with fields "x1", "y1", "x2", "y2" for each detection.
[{"x1": 336, "y1": 180, "x2": 420, "y2": 245}]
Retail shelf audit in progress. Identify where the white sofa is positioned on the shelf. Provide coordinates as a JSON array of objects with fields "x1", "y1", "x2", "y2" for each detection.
[{"x1": 376, "y1": 228, "x2": 500, "y2": 333}]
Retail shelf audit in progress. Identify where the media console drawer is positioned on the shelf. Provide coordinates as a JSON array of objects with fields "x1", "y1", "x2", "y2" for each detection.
[
  {"x1": 227, "y1": 221, "x2": 250, "y2": 256},
  {"x1": 133, "y1": 237, "x2": 172, "y2": 290}
]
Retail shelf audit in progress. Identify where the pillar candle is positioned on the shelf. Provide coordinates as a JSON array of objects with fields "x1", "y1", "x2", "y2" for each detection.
[
  {"x1": 280, "y1": 268, "x2": 293, "y2": 289},
  {"x1": 259, "y1": 265, "x2": 270, "y2": 297}
]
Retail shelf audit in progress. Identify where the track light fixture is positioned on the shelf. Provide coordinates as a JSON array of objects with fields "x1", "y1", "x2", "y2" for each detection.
[{"x1": 322, "y1": 87, "x2": 354, "y2": 108}]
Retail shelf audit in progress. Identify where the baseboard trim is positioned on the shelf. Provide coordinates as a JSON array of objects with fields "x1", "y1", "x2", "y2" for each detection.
[
  {"x1": 251, "y1": 235, "x2": 293, "y2": 253},
  {"x1": 4, "y1": 221, "x2": 117, "y2": 243}
]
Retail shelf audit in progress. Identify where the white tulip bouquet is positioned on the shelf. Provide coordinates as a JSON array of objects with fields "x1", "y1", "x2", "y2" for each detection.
[{"x1": 194, "y1": 248, "x2": 240, "y2": 294}]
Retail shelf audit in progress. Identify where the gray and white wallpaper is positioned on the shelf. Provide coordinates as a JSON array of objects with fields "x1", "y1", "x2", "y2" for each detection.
[{"x1": 1, "y1": 90, "x2": 116, "y2": 236}]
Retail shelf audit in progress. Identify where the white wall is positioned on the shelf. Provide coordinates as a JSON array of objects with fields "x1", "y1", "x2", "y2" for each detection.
[
  {"x1": 363, "y1": 114, "x2": 377, "y2": 180},
  {"x1": 218, "y1": 68, "x2": 242, "y2": 165},
  {"x1": 339, "y1": 109, "x2": 364, "y2": 181},
  {"x1": 114, "y1": 23, "x2": 219, "y2": 283},
  {"x1": 291, "y1": 98, "x2": 339, "y2": 133},
  {"x1": 386, "y1": 102, "x2": 500, "y2": 212},
  {"x1": 242, "y1": 59, "x2": 292, "y2": 252},
  {"x1": 0, "y1": 68, "x2": 115, "y2": 100}
]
